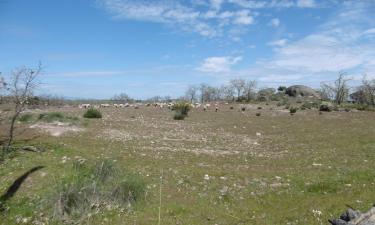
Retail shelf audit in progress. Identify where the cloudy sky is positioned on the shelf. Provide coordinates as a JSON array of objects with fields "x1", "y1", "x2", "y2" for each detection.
[{"x1": 0, "y1": 0, "x2": 374, "y2": 99}]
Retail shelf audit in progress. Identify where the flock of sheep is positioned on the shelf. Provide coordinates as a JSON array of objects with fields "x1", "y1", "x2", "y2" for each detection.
[{"x1": 78, "y1": 102, "x2": 219, "y2": 111}]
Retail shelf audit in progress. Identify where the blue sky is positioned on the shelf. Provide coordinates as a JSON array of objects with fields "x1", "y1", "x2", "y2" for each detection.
[{"x1": 0, "y1": 0, "x2": 375, "y2": 99}]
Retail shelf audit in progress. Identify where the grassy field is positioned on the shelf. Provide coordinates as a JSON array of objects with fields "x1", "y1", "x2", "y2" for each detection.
[{"x1": 1, "y1": 103, "x2": 375, "y2": 224}]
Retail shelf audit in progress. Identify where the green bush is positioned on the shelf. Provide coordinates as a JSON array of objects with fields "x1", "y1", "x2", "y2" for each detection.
[
  {"x1": 319, "y1": 102, "x2": 333, "y2": 112},
  {"x1": 44, "y1": 160, "x2": 145, "y2": 222},
  {"x1": 19, "y1": 113, "x2": 33, "y2": 122},
  {"x1": 83, "y1": 108, "x2": 102, "y2": 118},
  {"x1": 172, "y1": 102, "x2": 192, "y2": 115},
  {"x1": 38, "y1": 112, "x2": 64, "y2": 122},
  {"x1": 173, "y1": 111, "x2": 186, "y2": 120},
  {"x1": 290, "y1": 107, "x2": 298, "y2": 114}
]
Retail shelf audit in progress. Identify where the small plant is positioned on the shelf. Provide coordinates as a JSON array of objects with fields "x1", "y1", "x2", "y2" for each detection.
[
  {"x1": 38, "y1": 112, "x2": 64, "y2": 122},
  {"x1": 19, "y1": 113, "x2": 33, "y2": 123},
  {"x1": 229, "y1": 106, "x2": 234, "y2": 110},
  {"x1": 83, "y1": 108, "x2": 102, "y2": 119},
  {"x1": 256, "y1": 112, "x2": 261, "y2": 116},
  {"x1": 290, "y1": 107, "x2": 298, "y2": 114},
  {"x1": 44, "y1": 160, "x2": 145, "y2": 222},
  {"x1": 241, "y1": 107, "x2": 246, "y2": 111}
]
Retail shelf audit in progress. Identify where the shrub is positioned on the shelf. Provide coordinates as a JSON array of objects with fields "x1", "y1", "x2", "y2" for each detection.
[
  {"x1": 229, "y1": 106, "x2": 234, "y2": 110},
  {"x1": 257, "y1": 106, "x2": 262, "y2": 110},
  {"x1": 38, "y1": 112, "x2": 64, "y2": 122},
  {"x1": 256, "y1": 112, "x2": 261, "y2": 116},
  {"x1": 83, "y1": 108, "x2": 102, "y2": 119},
  {"x1": 241, "y1": 107, "x2": 246, "y2": 111},
  {"x1": 290, "y1": 107, "x2": 298, "y2": 114},
  {"x1": 319, "y1": 102, "x2": 333, "y2": 112},
  {"x1": 45, "y1": 160, "x2": 145, "y2": 222},
  {"x1": 19, "y1": 113, "x2": 33, "y2": 122},
  {"x1": 172, "y1": 102, "x2": 192, "y2": 116},
  {"x1": 173, "y1": 111, "x2": 185, "y2": 120}
]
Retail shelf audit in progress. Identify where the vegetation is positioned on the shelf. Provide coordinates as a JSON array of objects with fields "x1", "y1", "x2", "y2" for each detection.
[
  {"x1": 172, "y1": 102, "x2": 192, "y2": 120},
  {"x1": 41, "y1": 160, "x2": 145, "y2": 223},
  {"x1": 83, "y1": 108, "x2": 102, "y2": 119},
  {"x1": 289, "y1": 107, "x2": 298, "y2": 114},
  {"x1": 18, "y1": 113, "x2": 33, "y2": 123}
]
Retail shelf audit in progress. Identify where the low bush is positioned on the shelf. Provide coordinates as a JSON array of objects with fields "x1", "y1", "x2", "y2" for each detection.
[
  {"x1": 172, "y1": 102, "x2": 192, "y2": 115},
  {"x1": 241, "y1": 107, "x2": 246, "y2": 111},
  {"x1": 290, "y1": 107, "x2": 298, "y2": 114},
  {"x1": 256, "y1": 112, "x2": 261, "y2": 116},
  {"x1": 83, "y1": 108, "x2": 102, "y2": 119},
  {"x1": 319, "y1": 102, "x2": 333, "y2": 112},
  {"x1": 173, "y1": 111, "x2": 186, "y2": 120},
  {"x1": 44, "y1": 160, "x2": 145, "y2": 223},
  {"x1": 19, "y1": 113, "x2": 33, "y2": 123},
  {"x1": 38, "y1": 112, "x2": 64, "y2": 122}
]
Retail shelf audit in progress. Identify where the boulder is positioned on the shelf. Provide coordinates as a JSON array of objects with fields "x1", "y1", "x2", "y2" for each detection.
[
  {"x1": 285, "y1": 85, "x2": 320, "y2": 98},
  {"x1": 330, "y1": 206, "x2": 375, "y2": 225}
]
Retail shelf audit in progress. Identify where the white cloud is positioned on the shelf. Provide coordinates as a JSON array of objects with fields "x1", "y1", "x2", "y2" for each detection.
[
  {"x1": 97, "y1": 0, "x2": 320, "y2": 37},
  {"x1": 228, "y1": 0, "x2": 318, "y2": 8},
  {"x1": 210, "y1": 0, "x2": 224, "y2": 11},
  {"x1": 269, "y1": 18, "x2": 280, "y2": 27},
  {"x1": 233, "y1": 10, "x2": 254, "y2": 25},
  {"x1": 198, "y1": 56, "x2": 242, "y2": 73},
  {"x1": 363, "y1": 28, "x2": 375, "y2": 35},
  {"x1": 267, "y1": 39, "x2": 288, "y2": 47},
  {"x1": 296, "y1": 0, "x2": 316, "y2": 8}
]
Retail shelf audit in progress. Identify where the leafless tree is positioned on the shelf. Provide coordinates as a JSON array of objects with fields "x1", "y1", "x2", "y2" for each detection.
[
  {"x1": 361, "y1": 75, "x2": 375, "y2": 105},
  {"x1": 112, "y1": 92, "x2": 133, "y2": 103},
  {"x1": 243, "y1": 80, "x2": 257, "y2": 101},
  {"x1": 230, "y1": 78, "x2": 245, "y2": 101},
  {"x1": 320, "y1": 72, "x2": 350, "y2": 105},
  {"x1": 2, "y1": 64, "x2": 42, "y2": 154},
  {"x1": 185, "y1": 85, "x2": 198, "y2": 103}
]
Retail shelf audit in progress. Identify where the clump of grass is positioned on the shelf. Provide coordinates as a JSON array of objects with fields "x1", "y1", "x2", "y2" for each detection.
[
  {"x1": 241, "y1": 107, "x2": 246, "y2": 111},
  {"x1": 257, "y1": 106, "x2": 262, "y2": 110},
  {"x1": 83, "y1": 108, "x2": 102, "y2": 119},
  {"x1": 172, "y1": 102, "x2": 192, "y2": 120},
  {"x1": 256, "y1": 112, "x2": 261, "y2": 116},
  {"x1": 38, "y1": 112, "x2": 64, "y2": 122},
  {"x1": 19, "y1": 113, "x2": 33, "y2": 123},
  {"x1": 229, "y1": 106, "x2": 234, "y2": 110},
  {"x1": 44, "y1": 160, "x2": 145, "y2": 223}
]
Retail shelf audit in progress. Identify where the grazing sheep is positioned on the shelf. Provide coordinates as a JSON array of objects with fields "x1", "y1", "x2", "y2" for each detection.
[
  {"x1": 79, "y1": 104, "x2": 91, "y2": 109},
  {"x1": 100, "y1": 104, "x2": 110, "y2": 108}
]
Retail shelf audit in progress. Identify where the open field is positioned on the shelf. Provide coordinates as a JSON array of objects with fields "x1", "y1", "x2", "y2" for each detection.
[{"x1": 1, "y1": 103, "x2": 375, "y2": 224}]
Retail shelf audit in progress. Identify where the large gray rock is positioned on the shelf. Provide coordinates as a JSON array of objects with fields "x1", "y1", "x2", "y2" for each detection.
[
  {"x1": 285, "y1": 85, "x2": 320, "y2": 98},
  {"x1": 330, "y1": 206, "x2": 375, "y2": 225}
]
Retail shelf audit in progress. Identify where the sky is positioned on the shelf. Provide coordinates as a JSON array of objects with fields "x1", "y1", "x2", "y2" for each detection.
[{"x1": 0, "y1": 0, "x2": 375, "y2": 99}]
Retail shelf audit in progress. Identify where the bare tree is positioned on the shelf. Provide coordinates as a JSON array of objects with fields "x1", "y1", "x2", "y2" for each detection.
[
  {"x1": 112, "y1": 92, "x2": 133, "y2": 103},
  {"x1": 230, "y1": 78, "x2": 245, "y2": 101},
  {"x1": 2, "y1": 64, "x2": 42, "y2": 154},
  {"x1": 361, "y1": 75, "x2": 375, "y2": 105},
  {"x1": 321, "y1": 72, "x2": 350, "y2": 105},
  {"x1": 243, "y1": 80, "x2": 257, "y2": 101},
  {"x1": 185, "y1": 85, "x2": 198, "y2": 103},
  {"x1": 199, "y1": 83, "x2": 208, "y2": 103}
]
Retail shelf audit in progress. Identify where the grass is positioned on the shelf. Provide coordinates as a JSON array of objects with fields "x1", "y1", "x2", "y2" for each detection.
[
  {"x1": 18, "y1": 113, "x2": 34, "y2": 123},
  {"x1": 1, "y1": 103, "x2": 375, "y2": 224}
]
